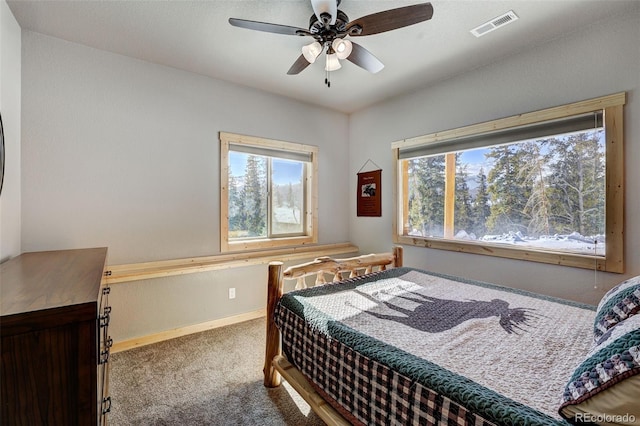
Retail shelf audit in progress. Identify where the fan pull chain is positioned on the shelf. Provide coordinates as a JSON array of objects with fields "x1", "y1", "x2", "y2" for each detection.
[{"x1": 324, "y1": 50, "x2": 331, "y2": 87}]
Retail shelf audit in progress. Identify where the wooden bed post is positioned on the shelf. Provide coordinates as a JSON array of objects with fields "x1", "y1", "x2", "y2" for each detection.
[
  {"x1": 393, "y1": 245, "x2": 404, "y2": 267},
  {"x1": 264, "y1": 261, "x2": 284, "y2": 387}
]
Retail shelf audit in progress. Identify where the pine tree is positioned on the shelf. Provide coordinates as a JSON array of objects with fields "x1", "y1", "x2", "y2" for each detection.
[
  {"x1": 486, "y1": 144, "x2": 531, "y2": 234},
  {"x1": 274, "y1": 183, "x2": 283, "y2": 208},
  {"x1": 407, "y1": 156, "x2": 445, "y2": 237},
  {"x1": 287, "y1": 182, "x2": 299, "y2": 224},
  {"x1": 472, "y1": 167, "x2": 491, "y2": 237},
  {"x1": 242, "y1": 155, "x2": 267, "y2": 237},
  {"x1": 519, "y1": 141, "x2": 552, "y2": 237},
  {"x1": 546, "y1": 131, "x2": 604, "y2": 236},
  {"x1": 454, "y1": 158, "x2": 473, "y2": 236},
  {"x1": 228, "y1": 174, "x2": 245, "y2": 233}
]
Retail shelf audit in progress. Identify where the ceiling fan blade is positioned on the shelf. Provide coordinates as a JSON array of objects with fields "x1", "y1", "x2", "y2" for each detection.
[
  {"x1": 311, "y1": 0, "x2": 338, "y2": 25},
  {"x1": 346, "y1": 3, "x2": 433, "y2": 37},
  {"x1": 287, "y1": 54, "x2": 312, "y2": 75},
  {"x1": 229, "y1": 18, "x2": 310, "y2": 36},
  {"x1": 346, "y1": 42, "x2": 384, "y2": 74}
]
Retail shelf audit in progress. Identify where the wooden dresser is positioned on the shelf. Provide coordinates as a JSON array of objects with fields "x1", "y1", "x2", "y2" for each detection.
[{"x1": 1, "y1": 247, "x2": 112, "y2": 425}]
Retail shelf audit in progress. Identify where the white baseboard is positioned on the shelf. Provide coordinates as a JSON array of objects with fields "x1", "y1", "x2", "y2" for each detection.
[{"x1": 111, "y1": 308, "x2": 266, "y2": 353}]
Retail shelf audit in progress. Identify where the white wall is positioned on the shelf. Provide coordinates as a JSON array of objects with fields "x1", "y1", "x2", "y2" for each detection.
[
  {"x1": 17, "y1": 3, "x2": 640, "y2": 342},
  {"x1": 20, "y1": 32, "x2": 350, "y2": 342},
  {"x1": 349, "y1": 4, "x2": 640, "y2": 305},
  {"x1": 0, "y1": 0, "x2": 21, "y2": 262}
]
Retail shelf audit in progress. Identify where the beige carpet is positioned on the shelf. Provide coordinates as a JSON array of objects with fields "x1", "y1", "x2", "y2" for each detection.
[{"x1": 109, "y1": 318, "x2": 325, "y2": 425}]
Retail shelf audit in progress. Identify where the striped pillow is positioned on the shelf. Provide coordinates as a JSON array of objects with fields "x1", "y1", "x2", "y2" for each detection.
[
  {"x1": 559, "y1": 314, "x2": 640, "y2": 423},
  {"x1": 593, "y1": 276, "x2": 640, "y2": 341}
]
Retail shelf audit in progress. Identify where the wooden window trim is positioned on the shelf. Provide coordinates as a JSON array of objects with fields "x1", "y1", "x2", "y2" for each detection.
[
  {"x1": 392, "y1": 93, "x2": 625, "y2": 273},
  {"x1": 220, "y1": 132, "x2": 318, "y2": 253}
]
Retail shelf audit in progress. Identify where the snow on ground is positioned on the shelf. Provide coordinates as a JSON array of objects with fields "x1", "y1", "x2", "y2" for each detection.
[
  {"x1": 417, "y1": 230, "x2": 605, "y2": 256},
  {"x1": 274, "y1": 206, "x2": 301, "y2": 224}
]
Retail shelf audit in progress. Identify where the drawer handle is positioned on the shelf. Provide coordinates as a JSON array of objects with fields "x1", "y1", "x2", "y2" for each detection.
[
  {"x1": 100, "y1": 347, "x2": 110, "y2": 364},
  {"x1": 99, "y1": 306, "x2": 111, "y2": 326},
  {"x1": 99, "y1": 313, "x2": 110, "y2": 328},
  {"x1": 102, "y1": 396, "x2": 112, "y2": 414}
]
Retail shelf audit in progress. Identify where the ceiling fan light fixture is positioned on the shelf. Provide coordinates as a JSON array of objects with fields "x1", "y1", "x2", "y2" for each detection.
[
  {"x1": 302, "y1": 41, "x2": 322, "y2": 63},
  {"x1": 325, "y1": 53, "x2": 342, "y2": 71},
  {"x1": 332, "y1": 38, "x2": 352, "y2": 60},
  {"x1": 229, "y1": 1, "x2": 435, "y2": 84}
]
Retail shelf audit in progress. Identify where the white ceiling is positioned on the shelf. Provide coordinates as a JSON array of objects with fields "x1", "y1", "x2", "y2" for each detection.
[{"x1": 7, "y1": 0, "x2": 638, "y2": 113}]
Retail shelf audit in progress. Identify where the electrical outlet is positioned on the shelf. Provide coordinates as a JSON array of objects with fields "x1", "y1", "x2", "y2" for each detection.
[{"x1": 228, "y1": 287, "x2": 236, "y2": 299}]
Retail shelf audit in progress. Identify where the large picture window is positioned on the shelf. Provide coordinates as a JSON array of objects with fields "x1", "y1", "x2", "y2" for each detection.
[
  {"x1": 220, "y1": 132, "x2": 318, "y2": 252},
  {"x1": 392, "y1": 93, "x2": 625, "y2": 272}
]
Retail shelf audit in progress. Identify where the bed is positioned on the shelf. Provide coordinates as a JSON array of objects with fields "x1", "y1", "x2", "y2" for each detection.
[{"x1": 264, "y1": 247, "x2": 640, "y2": 426}]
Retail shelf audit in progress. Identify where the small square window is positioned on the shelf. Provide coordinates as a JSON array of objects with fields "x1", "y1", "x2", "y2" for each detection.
[{"x1": 220, "y1": 132, "x2": 318, "y2": 252}]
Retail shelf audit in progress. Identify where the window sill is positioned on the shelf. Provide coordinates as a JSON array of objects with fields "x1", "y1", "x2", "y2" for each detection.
[
  {"x1": 221, "y1": 235, "x2": 316, "y2": 253},
  {"x1": 394, "y1": 235, "x2": 622, "y2": 273}
]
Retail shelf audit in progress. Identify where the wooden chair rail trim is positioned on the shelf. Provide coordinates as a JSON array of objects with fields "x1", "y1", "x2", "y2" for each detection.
[{"x1": 105, "y1": 243, "x2": 358, "y2": 284}]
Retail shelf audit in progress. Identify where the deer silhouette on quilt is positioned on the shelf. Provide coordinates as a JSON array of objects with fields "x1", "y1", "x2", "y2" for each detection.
[{"x1": 354, "y1": 290, "x2": 536, "y2": 334}]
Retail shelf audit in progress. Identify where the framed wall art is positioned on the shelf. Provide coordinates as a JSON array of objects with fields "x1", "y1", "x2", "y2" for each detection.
[{"x1": 357, "y1": 161, "x2": 381, "y2": 217}]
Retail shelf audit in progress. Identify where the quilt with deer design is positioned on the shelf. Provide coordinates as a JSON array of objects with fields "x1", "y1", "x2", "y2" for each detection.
[{"x1": 275, "y1": 267, "x2": 596, "y2": 425}]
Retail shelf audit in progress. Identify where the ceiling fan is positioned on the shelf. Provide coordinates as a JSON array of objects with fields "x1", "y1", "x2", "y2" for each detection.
[{"x1": 229, "y1": 0, "x2": 434, "y2": 87}]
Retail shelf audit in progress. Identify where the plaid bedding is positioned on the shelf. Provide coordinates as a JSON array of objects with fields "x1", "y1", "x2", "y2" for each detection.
[
  {"x1": 275, "y1": 267, "x2": 596, "y2": 426},
  {"x1": 278, "y1": 305, "x2": 498, "y2": 426}
]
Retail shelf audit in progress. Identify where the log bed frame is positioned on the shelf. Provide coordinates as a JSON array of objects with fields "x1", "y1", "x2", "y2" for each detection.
[{"x1": 264, "y1": 246, "x2": 403, "y2": 425}]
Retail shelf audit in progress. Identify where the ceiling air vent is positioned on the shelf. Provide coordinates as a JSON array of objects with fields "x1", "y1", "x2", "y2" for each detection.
[{"x1": 471, "y1": 10, "x2": 519, "y2": 38}]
